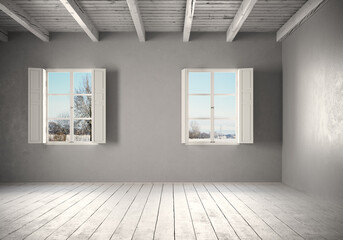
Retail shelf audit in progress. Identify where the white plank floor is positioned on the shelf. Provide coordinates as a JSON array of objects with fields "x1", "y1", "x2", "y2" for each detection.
[{"x1": 0, "y1": 183, "x2": 342, "y2": 240}]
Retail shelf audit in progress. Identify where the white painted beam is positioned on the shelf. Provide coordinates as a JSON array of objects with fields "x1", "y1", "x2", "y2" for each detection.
[
  {"x1": 59, "y1": 0, "x2": 99, "y2": 42},
  {"x1": 126, "y1": 0, "x2": 145, "y2": 42},
  {"x1": 0, "y1": 0, "x2": 49, "y2": 42},
  {"x1": 183, "y1": 0, "x2": 196, "y2": 42},
  {"x1": 277, "y1": 0, "x2": 328, "y2": 42},
  {"x1": 0, "y1": 27, "x2": 8, "y2": 42},
  {"x1": 226, "y1": 0, "x2": 258, "y2": 42}
]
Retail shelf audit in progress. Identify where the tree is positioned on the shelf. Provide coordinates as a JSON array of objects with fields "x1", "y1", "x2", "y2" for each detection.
[
  {"x1": 74, "y1": 75, "x2": 92, "y2": 141},
  {"x1": 189, "y1": 121, "x2": 200, "y2": 139}
]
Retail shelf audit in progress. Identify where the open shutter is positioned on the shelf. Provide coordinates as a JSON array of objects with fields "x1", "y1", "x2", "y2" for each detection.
[
  {"x1": 238, "y1": 68, "x2": 253, "y2": 143},
  {"x1": 28, "y1": 68, "x2": 46, "y2": 143},
  {"x1": 93, "y1": 69, "x2": 106, "y2": 143},
  {"x1": 181, "y1": 69, "x2": 186, "y2": 144}
]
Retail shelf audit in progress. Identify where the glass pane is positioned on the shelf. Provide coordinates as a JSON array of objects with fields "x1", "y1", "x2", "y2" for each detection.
[
  {"x1": 74, "y1": 96, "x2": 91, "y2": 118},
  {"x1": 188, "y1": 72, "x2": 211, "y2": 94},
  {"x1": 48, "y1": 72, "x2": 70, "y2": 94},
  {"x1": 214, "y1": 96, "x2": 235, "y2": 118},
  {"x1": 48, "y1": 120, "x2": 70, "y2": 142},
  {"x1": 189, "y1": 120, "x2": 210, "y2": 140},
  {"x1": 48, "y1": 96, "x2": 70, "y2": 118},
  {"x1": 188, "y1": 96, "x2": 211, "y2": 118},
  {"x1": 214, "y1": 119, "x2": 236, "y2": 140},
  {"x1": 214, "y1": 72, "x2": 236, "y2": 94},
  {"x1": 74, "y1": 120, "x2": 92, "y2": 142},
  {"x1": 74, "y1": 72, "x2": 92, "y2": 94}
]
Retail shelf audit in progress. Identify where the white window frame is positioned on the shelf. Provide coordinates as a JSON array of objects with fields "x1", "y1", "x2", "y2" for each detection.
[
  {"x1": 183, "y1": 68, "x2": 239, "y2": 145},
  {"x1": 46, "y1": 68, "x2": 95, "y2": 145}
]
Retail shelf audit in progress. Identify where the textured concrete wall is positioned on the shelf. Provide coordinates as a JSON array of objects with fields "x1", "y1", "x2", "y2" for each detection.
[
  {"x1": 282, "y1": 0, "x2": 343, "y2": 205},
  {"x1": 0, "y1": 32, "x2": 282, "y2": 182}
]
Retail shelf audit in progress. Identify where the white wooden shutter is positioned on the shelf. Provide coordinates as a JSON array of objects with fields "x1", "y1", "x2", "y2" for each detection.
[
  {"x1": 181, "y1": 69, "x2": 186, "y2": 143},
  {"x1": 238, "y1": 68, "x2": 253, "y2": 143},
  {"x1": 93, "y1": 69, "x2": 106, "y2": 143},
  {"x1": 28, "y1": 68, "x2": 46, "y2": 143}
]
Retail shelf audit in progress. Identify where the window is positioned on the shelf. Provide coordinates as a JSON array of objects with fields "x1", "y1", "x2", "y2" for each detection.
[
  {"x1": 28, "y1": 68, "x2": 106, "y2": 145},
  {"x1": 181, "y1": 68, "x2": 253, "y2": 145},
  {"x1": 47, "y1": 70, "x2": 93, "y2": 143}
]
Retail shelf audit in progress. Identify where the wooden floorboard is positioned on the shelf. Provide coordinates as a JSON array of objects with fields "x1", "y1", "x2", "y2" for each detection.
[{"x1": 0, "y1": 182, "x2": 342, "y2": 240}]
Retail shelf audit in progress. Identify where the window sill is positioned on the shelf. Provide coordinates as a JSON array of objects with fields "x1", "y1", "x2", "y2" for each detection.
[
  {"x1": 184, "y1": 141, "x2": 239, "y2": 146},
  {"x1": 45, "y1": 142, "x2": 99, "y2": 146}
]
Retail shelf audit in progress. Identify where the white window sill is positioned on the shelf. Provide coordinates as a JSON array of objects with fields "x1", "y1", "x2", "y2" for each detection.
[
  {"x1": 45, "y1": 142, "x2": 99, "y2": 146},
  {"x1": 184, "y1": 141, "x2": 239, "y2": 146}
]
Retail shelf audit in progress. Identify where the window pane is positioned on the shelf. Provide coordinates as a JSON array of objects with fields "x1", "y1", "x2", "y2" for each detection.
[
  {"x1": 188, "y1": 72, "x2": 211, "y2": 94},
  {"x1": 74, "y1": 96, "x2": 91, "y2": 118},
  {"x1": 214, "y1": 72, "x2": 236, "y2": 94},
  {"x1": 214, "y1": 119, "x2": 236, "y2": 140},
  {"x1": 189, "y1": 120, "x2": 210, "y2": 140},
  {"x1": 48, "y1": 72, "x2": 70, "y2": 94},
  {"x1": 48, "y1": 120, "x2": 70, "y2": 142},
  {"x1": 48, "y1": 96, "x2": 70, "y2": 118},
  {"x1": 74, "y1": 72, "x2": 92, "y2": 94},
  {"x1": 188, "y1": 96, "x2": 211, "y2": 118},
  {"x1": 214, "y1": 96, "x2": 235, "y2": 118},
  {"x1": 74, "y1": 120, "x2": 92, "y2": 142}
]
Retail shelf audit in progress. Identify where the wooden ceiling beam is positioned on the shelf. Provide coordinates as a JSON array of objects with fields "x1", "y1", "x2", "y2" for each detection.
[
  {"x1": 0, "y1": 27, "x2": 8, "y2": 42},
  {"x1": 0, "y1": 0, "x2": 49, "y2": 42},
  {"x1": 276, "y1": 0, "x2": 328, "y2": 42},
  {"x1": 126, "y1": 0, "x2": 145, "y2": 42},
  {"x1": 226, "y1": 0, "x2": 258, "y2": 42},
  {"x1": 59, "y1": 0, "x2": 99, "y2": 42},
  {"x1": 183, "y1": 0, "x2": 196, "y2": 42}
]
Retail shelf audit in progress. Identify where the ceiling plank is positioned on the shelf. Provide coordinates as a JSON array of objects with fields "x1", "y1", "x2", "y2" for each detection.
[
  {"x1": 0, "y1": 27, "x2": 8, "y2": 42},
  {"x1": 59, "y1": 0, "x2": 99, "y2": 42},
  {"x1": 276, "y1": 0, "x2": 327, "y2": 42},
  {"x1": 226, "y1": 0, "x2": 258, "y2": 42},
  {"x1": 126, "y1": 0, "x2": 145, "y2": 42},
  {"x1": 183, "y1": 0, "x2": 196, "y2": 42},
  {"x1": 0, "y1": 0, "x2": 49, "y2": 42}
]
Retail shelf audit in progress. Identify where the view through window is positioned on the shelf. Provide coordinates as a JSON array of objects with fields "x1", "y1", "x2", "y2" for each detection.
[
  {"x1": 188, "y1": 70, "x2": 237, "y2": 143},
  {"x1": 47, "y1": 70, "x2": 93, "y2": 143}
]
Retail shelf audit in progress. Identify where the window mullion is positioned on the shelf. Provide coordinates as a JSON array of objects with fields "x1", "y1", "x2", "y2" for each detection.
[{"x1": 210, "y1": 71, "x2": 214, "y2": 143}]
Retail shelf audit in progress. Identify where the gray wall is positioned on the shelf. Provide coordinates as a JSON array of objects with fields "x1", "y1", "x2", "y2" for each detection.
[
  {"x1": 282, "y1": 0, "x2": 343, "y2": 205},
  {"x1": 0, "y1": 32, "x2": 282, "y2": 182}
]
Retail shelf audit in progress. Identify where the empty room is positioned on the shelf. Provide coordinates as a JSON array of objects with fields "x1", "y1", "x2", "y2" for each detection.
[{"x1": 0, "y1": 0, "x2": 342, "y2": 239}]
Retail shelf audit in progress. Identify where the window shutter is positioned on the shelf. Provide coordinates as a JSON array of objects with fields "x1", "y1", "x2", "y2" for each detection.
[
  {"x1": 238, "y1": 68, "x2": 253, "y2": 144},
  {"x1": 28, "y1": 68, "x2": 46, "y2": 143},
  {"x1": 93, "y1": 69, "x2": 106, "y2": 143},
  {"x1": 181, "y1": 69, "x2": 186, "y2": 143}
]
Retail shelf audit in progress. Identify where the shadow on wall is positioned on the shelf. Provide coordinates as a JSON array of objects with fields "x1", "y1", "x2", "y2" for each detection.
[
  {"x1": 253, "y1": 70, "x2": 282, "y2": 143},
  {"x1": 105, "y1": 70, "x2": 119, "y2": 143}
]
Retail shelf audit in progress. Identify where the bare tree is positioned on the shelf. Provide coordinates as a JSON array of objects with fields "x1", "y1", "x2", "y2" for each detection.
[
  {"x1": 189, "y1": 121, "x2": 200, "y2": 139},
  {"x1": 189, "y1": 120, "x2": 210, "y2": 139},
  {"x1": 74, "y1": 75, "x2": 92, "y2": 141}
]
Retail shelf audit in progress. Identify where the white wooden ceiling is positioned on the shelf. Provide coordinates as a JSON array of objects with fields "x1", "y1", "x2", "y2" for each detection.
[{"x1": 0, "y1": 0, "x2": 327, "y2": 42}]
